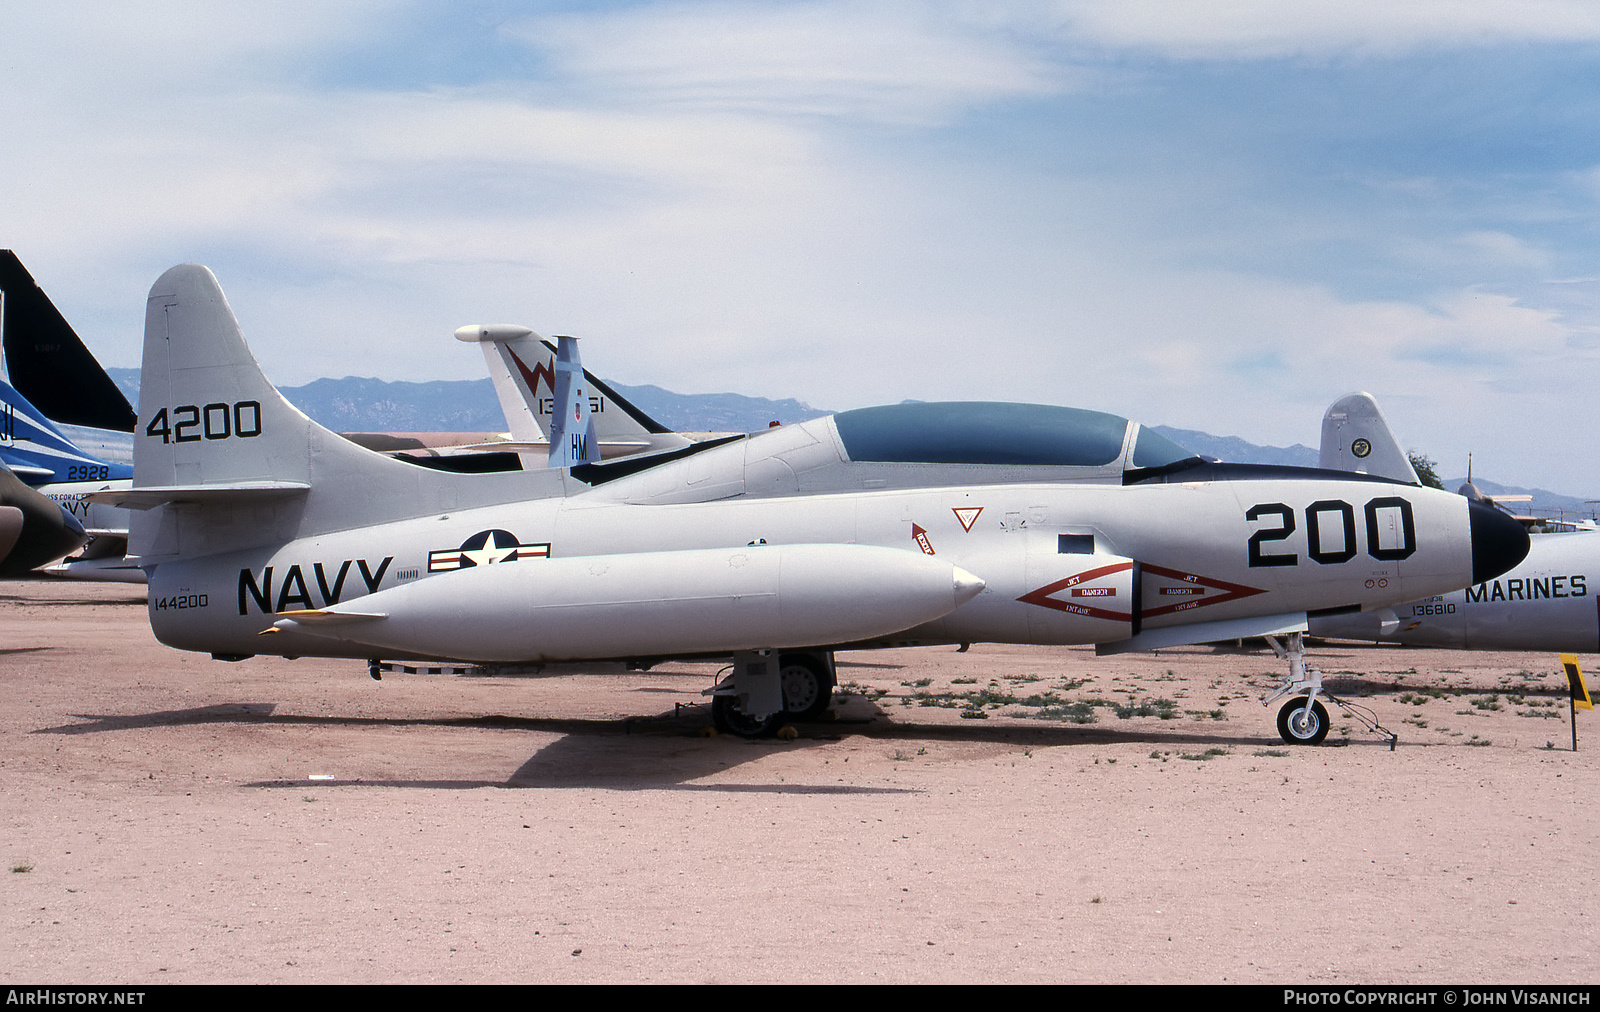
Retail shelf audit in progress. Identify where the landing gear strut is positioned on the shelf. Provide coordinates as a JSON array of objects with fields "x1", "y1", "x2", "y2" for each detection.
[
  {"x1": 708, "y1": 650, "x2": 785, "y2": 737},
  {"x1": 1261, "y1": 632, "x2": 1397, "y2": 748},
  {"x1": 1262, "y1": 632, "x2": 1326, "y2": 746},
  {"x1": 708, "y1": 649, "x2": 838, "y2": 737}
]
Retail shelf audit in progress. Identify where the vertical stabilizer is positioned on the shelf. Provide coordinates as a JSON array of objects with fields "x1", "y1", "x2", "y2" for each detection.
[
  {"x1": 0, "y1": 251, "x2": 137, "y2": 433},
  {"x1": 454, "y1": 324, "x2": 689, "y2": 463},
  {"x1": 454, "y1": 323, "x2": 549, "y2": 469},
  {"x1": 1318, "y1": 392, "x2": 1420, "y2": 484},
  {"x1": 129, "y1": 265, "x2": 558, "y2": 563},
  {"x1": 0, "y1": 376, "x2": 126, "y2": 484},
  {"x1": 548, "y1": 335, "x2": 599, "y2": 467}
]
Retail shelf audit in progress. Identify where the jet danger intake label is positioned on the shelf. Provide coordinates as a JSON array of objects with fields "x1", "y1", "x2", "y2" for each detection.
[
  {"x1": 1018, "y1": 562, "x2": 1265, "y2": 623},
  {"x1": 1017, "y1": 562, "x2": 1134, "y2": 622}
]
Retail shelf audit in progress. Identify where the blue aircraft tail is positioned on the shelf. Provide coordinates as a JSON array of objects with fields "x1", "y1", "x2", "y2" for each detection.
[
  {"x1": 547, "y1": 336, "x2": 601, "y2": 468},
  {"x1": 0, "y1": 376, "x2": 130, "y2": 485}
]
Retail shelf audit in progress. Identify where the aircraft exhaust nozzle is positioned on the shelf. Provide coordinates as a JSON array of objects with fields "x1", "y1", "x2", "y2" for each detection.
[
  {"x1": 276, "y1": 544, "x2": 984, "y2": 664},
  {"x1": 1468, "y1": 498, "x2": 1530, "y2": 585},
  {"x1": 0, "y1": 506, "x2": 23, "y2": 561},
  {"x1": 454, "y1": 324, "x2": 535, "y2": 343},
  {"x1": 0, "y1": 466, "x2": 88, "y2": 576}
]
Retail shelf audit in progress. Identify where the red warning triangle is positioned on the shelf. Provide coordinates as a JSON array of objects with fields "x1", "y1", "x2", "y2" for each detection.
[{"x1": 952, "y1": 506, "x2": 983, "y2": 532}]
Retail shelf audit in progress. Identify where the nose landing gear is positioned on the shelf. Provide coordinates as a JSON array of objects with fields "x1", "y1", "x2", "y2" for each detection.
[{"x1": 1262, "y1": 632, "x2": 1397, "y2": 748}]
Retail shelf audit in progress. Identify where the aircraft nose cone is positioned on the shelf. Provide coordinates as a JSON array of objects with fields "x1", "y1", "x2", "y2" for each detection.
[
  {"x1": 1469, "y1": 499, "x2": 1530, "y2": 584},
  {"x1": 952, "y1": 566, "x2": 986, "y2": 605}
]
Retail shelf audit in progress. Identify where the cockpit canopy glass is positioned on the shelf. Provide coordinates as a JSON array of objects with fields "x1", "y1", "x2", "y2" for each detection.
[
  {"x1": 1130, "y1": 424, "x2": 1197, "y2": 469},
  {"x1": 833, "y1": 402, "x2": 1136, "y2": 467}
]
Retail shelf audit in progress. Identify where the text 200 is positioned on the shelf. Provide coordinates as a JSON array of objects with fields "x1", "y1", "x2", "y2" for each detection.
[{"x1": 1246, "y1": 497, "x2": 1417, "y2": 568}]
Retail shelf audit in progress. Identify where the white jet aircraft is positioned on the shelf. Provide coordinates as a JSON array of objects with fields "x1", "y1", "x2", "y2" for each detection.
[
  {"x1": 1310, "y1": 393, "x2": 1600, "y2": 653},
  {"x1": 100, "y1": 265, "x2": 1531, "y2": 743}
]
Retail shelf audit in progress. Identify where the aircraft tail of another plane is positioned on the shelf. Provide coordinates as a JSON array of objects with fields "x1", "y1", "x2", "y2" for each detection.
[
  {"x1": 0, "y1": 250, "x2": 137, "y2": 433},
  {"x1": 455, "y1": 324, "x2": 689, "y2": 461},
  {"x1": 1318, "y1": 392, "x2": 1420, "y2": 484},
  {"x1": 547, "y1": 335, "x2": 600, "y2": 468},
  {"x1": 123, "y1": 265, "x2": 562, "y2": 564},
  {"x1": 0, "y1": 375, "x2": 127, "y2": 485}
]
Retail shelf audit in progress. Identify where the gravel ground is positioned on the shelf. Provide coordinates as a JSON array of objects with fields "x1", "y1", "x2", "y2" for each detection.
[{"x1": 3, "y1": 580, "x2": 1596, "y2": 984}]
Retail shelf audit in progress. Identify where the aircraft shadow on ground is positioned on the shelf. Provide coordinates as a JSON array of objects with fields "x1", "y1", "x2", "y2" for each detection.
[
  {"x1": 0, "y1": 592, "x2": 148, "y2": 608},
  {"x1": 28, "y1": 692, "x2": 1365, "y2": 794}
]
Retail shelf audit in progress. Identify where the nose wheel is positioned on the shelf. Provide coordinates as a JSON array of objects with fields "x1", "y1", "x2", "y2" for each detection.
[
  {"x1": 1262, "y1": 631, "x2": 1398, "y2": 747},
  {"x1": 1276, "y1": 696, "x2": 1330, "y2": 745}
]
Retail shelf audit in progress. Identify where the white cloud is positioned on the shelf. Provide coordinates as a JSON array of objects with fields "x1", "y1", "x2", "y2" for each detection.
[
  {"x1": 1451, "y1": 232, "x2": 1552, "y2": 270},
  {"x1": 2, "y1": 2, "x2": 1599, "y2": 492},
  {"x1": 505, "y1": 1, "x2": 1069, "y2": 123}
]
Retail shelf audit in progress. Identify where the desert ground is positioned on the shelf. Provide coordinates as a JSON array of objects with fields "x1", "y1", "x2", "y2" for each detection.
[{"x1": 2, "y1": 579, "x2": 1596, "y2": 984}]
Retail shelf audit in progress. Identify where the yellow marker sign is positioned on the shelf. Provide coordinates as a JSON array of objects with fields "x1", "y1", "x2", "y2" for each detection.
[{"x1": 1559, "y1": 654, "x2": 1593, "y2": 711}]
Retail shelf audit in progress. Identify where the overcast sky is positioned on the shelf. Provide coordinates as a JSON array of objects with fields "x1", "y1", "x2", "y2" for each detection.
[{"x1": 3, "y1": 2, "x2": 1598, "y2": 492}]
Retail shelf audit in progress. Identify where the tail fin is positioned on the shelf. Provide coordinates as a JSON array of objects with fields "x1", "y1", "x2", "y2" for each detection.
[
  {"x1": 0, "y1": 375, "x2": 127, "y2": 484},
  {"x1": 1318, "y1": 392, "x2": 1420, "y2": 484},
  {"x1": 455, "y1": 324, "x2": 688, "y2": 462},
  {"x1": 0, "y1": 251, "x2": 137, "y2": 433},
  {"x1": 127, "y1": 265, "x2": 559, "y2": 563},
  {"x1": 547, "y1": 336, "x2": 599, "y2": 467}
]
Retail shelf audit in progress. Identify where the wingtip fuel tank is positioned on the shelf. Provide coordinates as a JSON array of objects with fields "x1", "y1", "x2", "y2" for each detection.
[
  {"x1": 454, "y1": 324, "x2": 535, "y2": 344},
  {"x1": 269, "y1": 544, "x2": 986, "y2": 664}
]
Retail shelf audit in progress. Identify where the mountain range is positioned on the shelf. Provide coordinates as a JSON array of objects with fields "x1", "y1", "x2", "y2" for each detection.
[{"x1": 104, "y1": 368, "x2": 1594, "y2": 520}]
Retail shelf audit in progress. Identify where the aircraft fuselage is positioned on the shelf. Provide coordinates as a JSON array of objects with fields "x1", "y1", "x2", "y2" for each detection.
[{"x1": 149, "y1": 474, "x2": 1484, "y2": 664}]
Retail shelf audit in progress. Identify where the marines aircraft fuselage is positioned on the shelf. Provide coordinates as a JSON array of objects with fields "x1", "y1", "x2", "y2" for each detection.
[
  {"x1": 1309, "y1": 531, "x2": 1600, "y2": 653},
  {"x1": 1309, "y1": 391, "x2": 1600, "y2": 655}
]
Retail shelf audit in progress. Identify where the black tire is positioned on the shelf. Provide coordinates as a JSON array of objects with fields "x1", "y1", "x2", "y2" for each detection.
[
  {"x1": 1277, "y1": 697, "x2": 1330, "y2": 745},
  {"x1": 711, "y1": 694, "x2": 783, "y2": 738},
  {"x1": 779, "y1": 652, "x2": 834, "y2": 721}
]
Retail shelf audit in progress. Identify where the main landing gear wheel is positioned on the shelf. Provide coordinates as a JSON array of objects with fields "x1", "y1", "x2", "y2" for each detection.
[
  {"x1": 1277, "y1": 697, "x2": 1330, "y2": 745},
  {"x1": 779, "y1": 652, "x2": 834, "y2": 721},
  {"x1": 711, "y1": 694, "x2": 783, "y2": 738}
]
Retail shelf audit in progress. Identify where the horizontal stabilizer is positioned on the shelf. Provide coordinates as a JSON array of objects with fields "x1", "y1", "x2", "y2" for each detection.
[
  {"x1": 87, "y1": 481, "x2": 310, "y2": 510},
  {"x1": 457, "y1": 324, "x2": 689, "y2": 464}
]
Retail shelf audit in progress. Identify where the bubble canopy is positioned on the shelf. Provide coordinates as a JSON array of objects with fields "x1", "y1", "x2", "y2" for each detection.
[{"x1": 831, "y1": 402, "x2": 1194, "y2": 469}]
